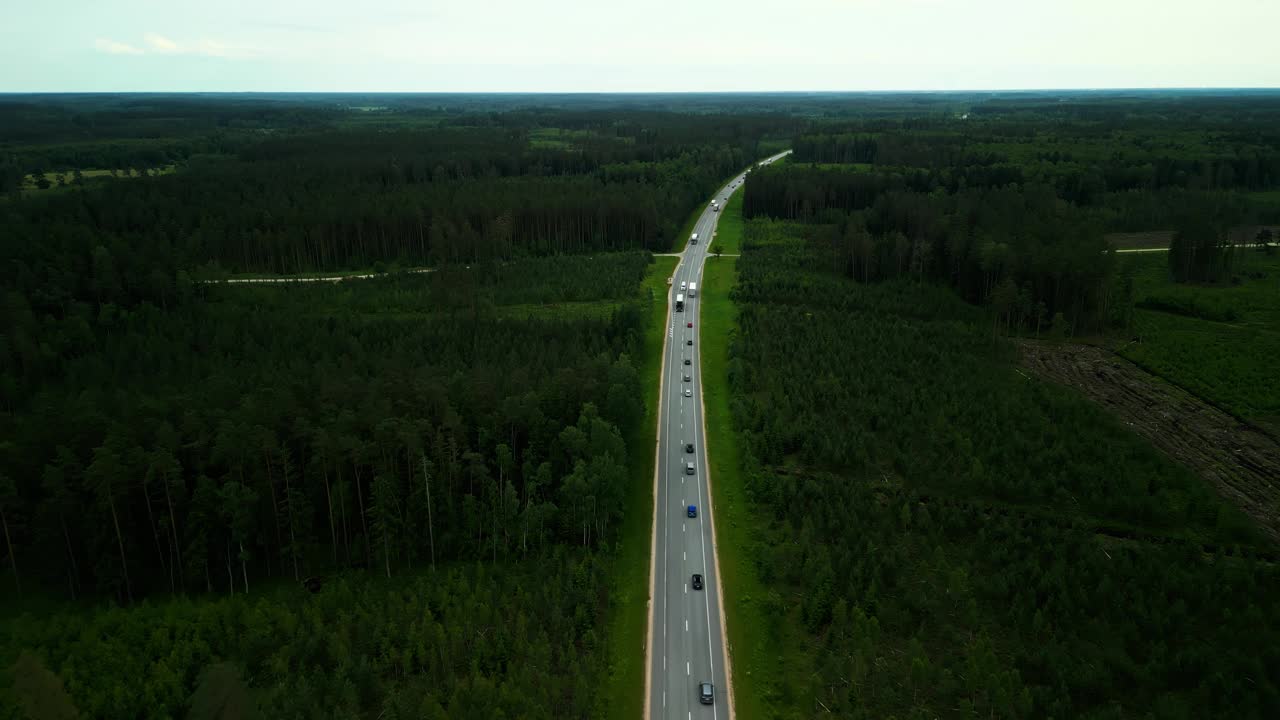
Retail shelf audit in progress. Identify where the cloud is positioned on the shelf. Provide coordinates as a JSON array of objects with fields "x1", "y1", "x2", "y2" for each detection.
[
  {"x1": 94, "y1": 38, "x2": 144, "y2": 55},
  {"x1": 94, "y1": 33, "x2": 256, "y2": 59},
  {"x1": 144, "y1": 33, "x2": 180, "y2": 53}
]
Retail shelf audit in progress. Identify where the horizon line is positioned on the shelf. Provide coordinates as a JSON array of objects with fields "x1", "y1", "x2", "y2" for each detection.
[{"x1": 4, "y1": 87, "x2": 1280, "y2": 96}]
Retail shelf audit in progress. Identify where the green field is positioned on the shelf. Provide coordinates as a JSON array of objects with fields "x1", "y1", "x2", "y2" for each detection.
[
  {"x1": 603, "y1": 255, "x2": 678, "y2": 719},
  {"x1": 1122, "y1": 251, "x2": 1280, "y2": 432}
]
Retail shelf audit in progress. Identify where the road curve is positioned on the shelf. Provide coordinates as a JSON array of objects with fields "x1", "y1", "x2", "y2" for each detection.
[{"x1": 646, "y1": 150, "x2": 790, "y2": 720}]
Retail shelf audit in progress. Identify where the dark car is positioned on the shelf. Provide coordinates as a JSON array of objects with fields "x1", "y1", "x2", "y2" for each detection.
[
  {"x1": 687, "y1": 322, "x2": 693, "y2": 328},
  {"x1": 692, "y1": 574, "x2": 704, "y2": 590},
  {"x1": 685, "y1": 442, "x2": 694, "y2": 453},
  {"x1": 684, "y1": 358, "x2": 691, "y2": 365},
  {"x1": 686, "y1": 339, "x2": 693, "y2": 346},
  {"x1": 699, "y1": 682, "x2": 714, "y2": 705},
  {"x1": 687, "y1": 504, "x2": 697, "y2": 517}
]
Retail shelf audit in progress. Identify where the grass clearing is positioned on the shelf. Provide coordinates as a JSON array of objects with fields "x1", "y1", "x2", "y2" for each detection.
[
  {"x1": 1124, "y1": 309, "x2": 1280, "y2": 433},
  {"x1": 22, "y1": 165, "x2": 176, "y2": 192},
  {"x1": 1127, "y1": 250, "x2": 1280, "y2": 327},
  {"x1": 1119, "y1": 251, "x2": 1280, "y2": 432},
  {"x1": 603, "y1": 254, "x2": 678, "y2": 720}
]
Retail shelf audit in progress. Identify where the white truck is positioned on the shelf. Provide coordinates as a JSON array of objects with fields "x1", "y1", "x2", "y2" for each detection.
[
  {"x1": 691, "y1": 232, "x2": 699, "y2": 244},
  {"x1": 676, "y1": 293, "x2": 685, "y2": 311},
  {"x1": 688, "y1": 282, "x2": 697, "y2": 297}
]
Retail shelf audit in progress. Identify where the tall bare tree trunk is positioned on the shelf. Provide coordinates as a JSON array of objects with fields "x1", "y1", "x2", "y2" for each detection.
[
  {"x1": 283, "y1": 456, "x2": 299, "y2": 581},
  {"x1": 60, "y1": 515, "x2": 79, "y2": 600},
  {"x1": 226, "y1": 541, "x2": 235, "y2": 596},
  {"x1": 240, "y1": 542, "x2": 250, "y2": 593},
  {"x1": 323, "y1": 465, "x2": 337, "y2": 564},
  {"x1": 108, "y1": 492, "x2": 132, "y2": 603},
  {"x1": 1, "y1": 502, "x2": 18, "y2": 594},
  {"x1": 354, "y1": 463, "x2": 371, "y2": 567},
  {"x1": 337, "y1": 467, "x2": 350, "y2": 565},
  {"x1": 422, "y1": 455, "x2": 435, "y2": 571},
  {"x1": 141, "y1": 479, "x2": 169, "y2": 591},
  {"x1": 164, "y1": 480, "x2": 183, "y2": 592},
  {"x1": 262, "y1": 449, "x2": 284, "y2": 577}
]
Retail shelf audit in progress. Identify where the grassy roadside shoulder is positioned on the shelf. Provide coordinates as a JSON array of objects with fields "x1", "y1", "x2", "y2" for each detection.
[
  {"x1": 603, "y1": 254, "x2": 679, "y2": 719},
  {"x1": 708, "y1": 191, "x2": 745, "y2": 256},
  {"x1": 702, "y1": 260, "x2": 808, "y2": 716}
]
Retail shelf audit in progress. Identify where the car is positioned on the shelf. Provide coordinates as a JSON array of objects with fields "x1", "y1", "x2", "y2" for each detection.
[
  {"x1": 684, "y1": 388, "x2": 692, "y2": 397},
  {"x1": 683, "y1": 373, "x2": 691, "y2": 382},
  {"x1": 684, "y1": 358, "x2": 691, "y2": 365},
  {"x1": 687, "y1": 504, "x2": 697, "y2": 516},
  {"x1": 686, "y1": 339, "x2": 693, "y2": 346},
  {"x1": 685, "y1": 462, "x2": 696, "y2": 476},
  {"x1": 692, "y1": 574, "x2": 704, "y2": 590},
  {"x1": 685, "y1": 442, "x2": 694, "y2": 453},
  {"x1": 699, "y1": 682, "x2": 714, "y2": 705},
  {"x1": 687, "y1": 322, "x2": 693, "y2": 328}
]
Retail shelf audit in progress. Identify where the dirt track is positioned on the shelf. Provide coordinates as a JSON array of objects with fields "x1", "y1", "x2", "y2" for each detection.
[{"x1": 1018, "y1": 341, "x2": 1280, "y2": 544}]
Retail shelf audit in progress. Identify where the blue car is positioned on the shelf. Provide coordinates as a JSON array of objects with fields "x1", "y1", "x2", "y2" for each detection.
[{"x1": 687, "y1": 505, "x2": 697, "y2": 518}]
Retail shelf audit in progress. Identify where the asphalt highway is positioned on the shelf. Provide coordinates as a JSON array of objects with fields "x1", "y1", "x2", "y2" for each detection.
[{"x1": 648, "y1": 150, "x2": 790, "y2": 720}]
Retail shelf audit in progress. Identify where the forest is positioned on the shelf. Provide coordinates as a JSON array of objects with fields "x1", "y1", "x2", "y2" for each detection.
[
  {"x1": 0, "y1": 95, "x2": 797, "y2": 718},
  {"x1": 1, "y1": 250, "x2": 657, "y2": 717},
  {"x1": 710, "y1": 93, "x2": 1280, "y2": 718},
  {"x1": 4, "y1": 90, "x2": 1280, "y2": 718},
  {"x1": 722, "y1": 220, "x2": 1280, "y2": 718}
]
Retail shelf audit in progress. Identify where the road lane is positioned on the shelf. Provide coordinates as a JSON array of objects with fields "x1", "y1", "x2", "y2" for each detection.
[{"x1": 648, "y1": 151, "x2": 790, "y2": 719}]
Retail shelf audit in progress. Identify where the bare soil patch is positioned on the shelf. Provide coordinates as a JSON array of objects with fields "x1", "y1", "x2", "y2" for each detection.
[{"x1": 1018, "y1": 340, "x2": 1280, "y2": 544}]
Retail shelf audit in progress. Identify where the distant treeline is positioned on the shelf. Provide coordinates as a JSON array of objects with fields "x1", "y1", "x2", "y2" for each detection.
[
  {"x1": 745, "y1": 97, "x2": 1280, "y2": 331},
  {"x1": 1, "y1": 111, "x2": 798, "y2": 319}
]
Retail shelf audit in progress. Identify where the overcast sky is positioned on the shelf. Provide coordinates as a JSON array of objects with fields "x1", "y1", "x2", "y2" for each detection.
[{"x1": 2, "y1": 0, "x2": 1278, "y2": 92}]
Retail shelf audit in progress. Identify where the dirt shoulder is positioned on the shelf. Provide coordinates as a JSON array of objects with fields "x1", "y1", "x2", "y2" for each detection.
[{"x1": 1017, "y1": 340, "x2": 1280, "y2": 544}]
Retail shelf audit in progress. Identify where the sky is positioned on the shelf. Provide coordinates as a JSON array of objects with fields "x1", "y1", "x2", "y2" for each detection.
[{"x1": 2, "y1": 0, "x2": 1278, "y2": 92}]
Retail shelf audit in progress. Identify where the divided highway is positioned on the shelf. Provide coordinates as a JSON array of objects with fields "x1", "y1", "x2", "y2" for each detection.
[{"x1": 647, "y1": 150, "x2": 790, "y2": 719}]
